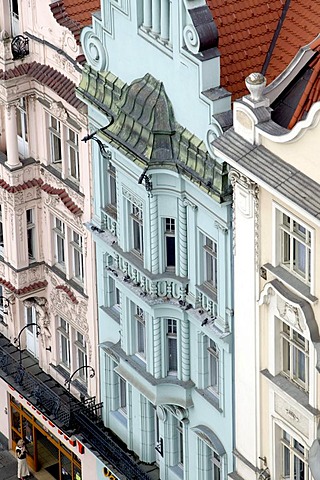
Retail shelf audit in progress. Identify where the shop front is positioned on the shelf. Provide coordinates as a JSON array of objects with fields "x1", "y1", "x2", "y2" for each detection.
[{"x1": 10, "y1": 394, "x2": 82, "y2": 480}]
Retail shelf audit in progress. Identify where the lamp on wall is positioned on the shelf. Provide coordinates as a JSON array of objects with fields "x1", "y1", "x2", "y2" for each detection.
[
  {"x1": 14, "y1": 323, "x2": 41, "y2": 366},
  {"x1": 0, "y1": 295, "x2": 12, "y2": 315},
  {"x1": 64, "y1": 365, "x2": 95, "y2": 395}
]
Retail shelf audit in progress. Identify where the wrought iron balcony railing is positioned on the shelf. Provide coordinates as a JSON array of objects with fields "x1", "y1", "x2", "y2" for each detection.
[{"x1": 0, "y1": 335, "x2": 158, "y2": 480}]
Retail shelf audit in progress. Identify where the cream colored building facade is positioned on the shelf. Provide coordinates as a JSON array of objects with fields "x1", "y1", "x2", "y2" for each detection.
[
  {"x1": 213, "y1": 75, "x2": 320, "y2": 480},
  {"x1": 0, "y1": 1, "x2": 99, "y2": 475}
]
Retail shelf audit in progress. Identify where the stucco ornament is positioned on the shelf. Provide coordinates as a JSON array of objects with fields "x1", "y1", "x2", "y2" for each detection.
[
  {"x1": 245, "y1": 72, "x2": 267, "y2": 102},
  {"x1": 205, "y1": 123, "x2": 222, "y2": 159},
  {"x1": 81, "y1": 28, "x2": 108, "y2": 72},
  {"x1": 183, "y1": 24, "x2": 200, "y2": 54},
  {"x1": 23, "y1": 297, "x2": 51, "y2": 347}
]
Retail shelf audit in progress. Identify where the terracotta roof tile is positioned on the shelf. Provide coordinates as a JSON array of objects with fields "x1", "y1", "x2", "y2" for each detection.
[
  {"x1": 207, "y1": 0, "x2": 283, "y2": 98},
  {"x1": 0, "y1": 62, "x2": 83, "y2": 109},
  {"x1": 41, "y1": 183, "x2": 83, "y2": 216},
  {"x1": 0, "y1": 278, "x2": 48, "y2": 295},
  {"x1": 207, "y1": 0, "x2": 320, "y2": 101},
  {"x1": 50, "y1": 0, "x2": 100, "y2": 43}
]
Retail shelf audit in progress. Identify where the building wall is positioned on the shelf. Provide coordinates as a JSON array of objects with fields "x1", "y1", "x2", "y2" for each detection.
[
  {"x1": 0, "y1": 1, "x2": 99, "y2": 477},
  {"x1": 79, "y1": 1, "x2": 234, "y2": 479},
  {"x1": 214, "y1": 82, "x2": 320, "y2": 480}
]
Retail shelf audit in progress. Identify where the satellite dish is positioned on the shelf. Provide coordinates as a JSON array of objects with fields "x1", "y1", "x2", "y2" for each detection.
[{"x1": 309, "y1": 438, "x2": 320, "y2": 480}]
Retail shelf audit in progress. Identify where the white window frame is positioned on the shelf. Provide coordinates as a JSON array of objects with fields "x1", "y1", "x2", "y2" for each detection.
[
  {"x1": 49, "y1": 115, "x2": 62, "y2": 164},
  {"x1": 117, "y1": 375, "x2": 127, "y2": 417},
  {"x1": 164, "y1": 217, "x2": 176, "y2": 271},
  {"x1": 202, "y1": 234, "x2": 218, "y2": 292},
  {"x1": 0, "y1": 205, "x2": 4, "y2": 256},
  {"x1": 53, "y1": 217, "x2": 65, "y2": 268},
  {"x1": 130, "y1": 202, "x2": 144, "y2": 257},
  {"x1": 10, "y1": 0, "x2": 20, "y2": 36},
  {"x1": 17, "y1": 97, "x2": 29, "y2": 158},
  {"x1": 135, "y1": 305, "x2": 146, "y2": 361},
  {"x1": 58, "y1": 317, "x2": 71, "y2": 369},
  {"x1": 105, "y1": 161, "x2": 117, "y2": 216},
  {"x1": 280, "y1": 428, "x2": 309, "y2": 480},
  {"x1": 75, "y1": 331, "x2": 88, "y2": 382},
  {"x1": 57, "y1": 317, "x2": 88, "y2": 383},
  {"x1": 207, "y1": 338, "x2": 220, "y2": 396},
  {"x1": 274, "y1": 204, "x2": 314, "y2": 291},
  {"x1": 67, "y1": 128, "x2": 80, "y2": 182},
  {"x1": 26, "y1": 208, "x2": 36, "y2": 262},
  {"x1": 166, "y1": 319, "x2": 178, "y2": 375},
  {"x1": 71, "y1": 231, "x2": 84, "y2": 283},
  {"x1": 280, "y1": 319, "x2": 309, "y2": 392}
]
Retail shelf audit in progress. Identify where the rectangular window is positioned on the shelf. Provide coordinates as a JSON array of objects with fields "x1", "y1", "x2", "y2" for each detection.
[
  {"x1": 165, "y1": 218, "x2": 175, "y2": 269},
  {"x1": 53, "y1": 217, "x2": 65, "y2": 267},
  {"x1": 130, "y1": 203, "x2": 144, "y2": 257},
  {"x1": 281, "y1": 430, "x2": 309, "y2": 480},
  {"x1": 135, "y1": 306, "x2": 146, "y2": 359},
  {"x1": 208, "y1": 339, "x2": 219, "y2": 395},
  {"x1": 211, "y1": 450, "x2": 221, "y2": 480},
  {"x1": 203, "y1": 235, "x2": 217, "y2": 291},
  {"x1": 26, "y1": 209, "x2": 35, "y2": 261},
  {"x1": 59, "y1": 318, "x2": 70, "y2": 369},
  {"x1": 177, "y1": 420, "x2": 184, "y2": 468},
  {"x1": 167, "y1": 319, "x2": 177, "y2": 375},
  {"x1": 118, "y1": 376, "x2": 127, "y2": 415},
  {"x1": 0, "y1": 205, "x2": 4, "y2": 254},
  {"x1": 49, "y1": 116, "x2": 62, "y2": 164},
  {"x1": 17, "y1": 98, "x2": 28, "y2": 158},
  {"x1": 279, "y1": 211, "x2": 311, "y2": 284},
  {"x1": 281, "y1": 321, "x2": 309, "y2": 391},
  {"x1": 10, "y1": 0, "x2": 19, "y2": 36},
  {"x1": 71, "y1": 231, "x2": 84, "y2": 283},
  {"x1": 75, "y1": 332, "x2": 87, "y2": 381},
  {"x1": 105, "y1": 162, "x2": 117, "y2": 218},
  {"x1": 67, "y1": 129, "x2": 80, "y2": 181}
]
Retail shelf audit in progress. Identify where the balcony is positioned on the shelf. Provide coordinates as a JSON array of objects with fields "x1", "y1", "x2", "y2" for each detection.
[{"x1": 0, "y1": 334, "x2": 159, "y2": 480}]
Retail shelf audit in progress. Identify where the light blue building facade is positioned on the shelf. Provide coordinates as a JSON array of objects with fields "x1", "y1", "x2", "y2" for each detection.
[{"x1": 77, "y1": 1, "x2": 234, "y2": 478}]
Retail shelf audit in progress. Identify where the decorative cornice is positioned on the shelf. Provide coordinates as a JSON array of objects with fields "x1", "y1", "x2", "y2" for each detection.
[{"x1": 0, "y1": 277, "x2": 47, "y2": 295}]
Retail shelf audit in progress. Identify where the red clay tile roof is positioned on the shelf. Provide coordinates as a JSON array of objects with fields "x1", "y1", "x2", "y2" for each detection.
[
  {"x1": 0, "y1": 178, "x2": 43, "y2": 193},
  {"x1": 288, "y1": 39, "x2": 320, "y2": 128},
  {"x1": 0, "y1": 278, "x2": 48, "y2": 295},
  {"x1": 207, "y1": 0, "x2": 283, "y2": 98},
  {"x1": 267, "y1": 1, "x2": 320, "y2": 82},
  {"x1": 0, "y1": 62, "x2": 83, "y2": 109},
  {"x1": 207, "y1": 0, "x2": 320, "y2": 100},
  {"x1": 0, "y1": 177, "x2": 82, "y2": 216},
  {"x1": 50, "y1": 0, "x2": 100, "y2": 43},
  {"x1": 41, "y1": 184, "x2": 83, "y2": 216}
]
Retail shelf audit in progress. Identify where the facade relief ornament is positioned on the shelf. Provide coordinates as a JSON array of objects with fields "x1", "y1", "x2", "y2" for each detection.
[
  {"x1": 205, "y1": 124, "x2": 222, "y2": 159},
  {"x1": 122, "y1": 187, "x2": 143, "y2": 210},
  {"x1": 50, "y1": 101, "x2": 68, "y2": 122},
  {"x1": 277, "y1": 299, "x2": 303, "y2": 332},
  {"x1": 23, "y1": 297, "x2": 51, "y2": 348},
  {"x1": 182, "y1": 196, "x2": 198, "y2": 210},
  {"x1": 81, "y1": 28, "x2": 108, "y2": 72},
  {"x1": 229, "y1": 169, "x2": 259, "y2": 269}
]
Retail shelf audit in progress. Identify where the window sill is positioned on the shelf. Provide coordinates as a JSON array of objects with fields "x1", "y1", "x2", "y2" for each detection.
[
  {"x1": 195, "y1": 387, "x2": 222, "y2": 412},
  {"x1": 111, "y1": 410, "x2": 127, "y2": 428},
  {"x1": 100, "y1": 306, "x2": 120, "y2": 324},
  {"x1": 261, "y1": 369, "x2": 319, "y2": 416},
  {"x1": 196, "y1": 283, "x2": 218, "y2": 302},
  {"x1": 169, "y1": 465, "x2": 184, "y2": 479},
  {"x1": 263, "y1": 263, "x2": 317, "y2": 303}
]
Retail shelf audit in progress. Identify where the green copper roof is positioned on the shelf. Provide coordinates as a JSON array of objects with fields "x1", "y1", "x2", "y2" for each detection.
[{"x1": 77, "y1": 66, "x2": 231, "y2": 202}]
